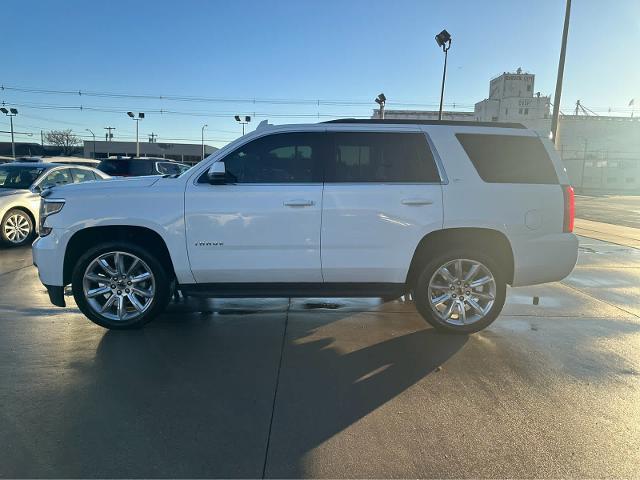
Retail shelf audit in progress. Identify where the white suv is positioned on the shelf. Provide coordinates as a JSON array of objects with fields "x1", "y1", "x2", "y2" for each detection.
[{"x1": 32, "y1": 119, "x2": 578, "y2": 333}]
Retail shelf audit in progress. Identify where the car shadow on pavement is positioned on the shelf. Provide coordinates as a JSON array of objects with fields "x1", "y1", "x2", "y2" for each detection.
[
  {"x1": 75, "y1": 310, "x2": 466, "y2": 478},
  {"x1": 264, "y1": 322, "x2": 467, "y2": 477}
]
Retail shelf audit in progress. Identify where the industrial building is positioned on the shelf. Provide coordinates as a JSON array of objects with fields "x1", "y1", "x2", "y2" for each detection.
[
  {"x1": 83, "y1": 141, "x2": 217, "y2": 165},
  {"x1": 376, "y1": 69, "x2": 640, "y2": 193}
]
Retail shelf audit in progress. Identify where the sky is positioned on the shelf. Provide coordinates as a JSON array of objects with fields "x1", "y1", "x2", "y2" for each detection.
[{"x1": 1, "y1": 0, "x2": 639, "y2": 148}]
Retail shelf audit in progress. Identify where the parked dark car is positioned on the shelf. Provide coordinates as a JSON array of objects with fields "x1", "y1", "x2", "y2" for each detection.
[{"x1": 97, "y1": 157, "x2": 191, "y2": 177}]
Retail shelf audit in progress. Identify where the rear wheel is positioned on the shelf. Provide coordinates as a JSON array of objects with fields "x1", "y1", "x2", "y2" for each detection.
[
  {"x1": 1, "y1": 208, "x2": 34, "y2": 247},
  {"x1": 414, "y1": 250, "x2": 506, "y2": 334},
  {"x1": 71, "y1": 242, "x2": 171, "y2": 329}
]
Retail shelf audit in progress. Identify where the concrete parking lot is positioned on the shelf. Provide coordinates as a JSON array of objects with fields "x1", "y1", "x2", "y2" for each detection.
[
  {"x1": 576, "y1": 194, "x2": 640, "y2": 229},
  {"x1": 1, "y1": 233, "x2": 639, "y2": 478}
]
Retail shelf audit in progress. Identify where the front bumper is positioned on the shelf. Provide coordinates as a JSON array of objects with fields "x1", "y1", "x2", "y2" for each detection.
[
  {"x1": 32, "y1": 232, "x2": 66, "y2": 289},
  {"x1": 45, "y1": 285, "x2": 66, "y2": 307}
]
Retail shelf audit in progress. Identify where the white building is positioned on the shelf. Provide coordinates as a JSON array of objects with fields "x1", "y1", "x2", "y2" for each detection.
[{"x1": 474, "y1": 69, "x2": 551, "y2": 128}]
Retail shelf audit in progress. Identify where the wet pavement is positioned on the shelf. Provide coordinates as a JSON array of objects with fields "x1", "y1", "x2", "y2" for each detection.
[
  {"x1": 0, "y1": 237, "x2": 639, "y2": 478},
  {"x1": 576, "y1": 194, "x2": 640, "y2": 229}
]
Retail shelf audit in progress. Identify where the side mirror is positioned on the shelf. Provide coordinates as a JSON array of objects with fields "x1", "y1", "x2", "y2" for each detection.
[{"x1": 207, "y1": 162, "x2": 226, "y2": 184}]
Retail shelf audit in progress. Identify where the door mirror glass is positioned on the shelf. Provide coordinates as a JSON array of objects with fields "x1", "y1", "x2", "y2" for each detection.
[{"x1": 207, "y1": 162, "x2": 226, "y2": 184}]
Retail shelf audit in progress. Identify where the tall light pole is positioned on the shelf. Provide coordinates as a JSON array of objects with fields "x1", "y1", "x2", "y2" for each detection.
[
  {"x1": 201, "y1": 124, "x2": 208, "y2": 160},
  {"x1": 1, "y1": 107, "x2": 18, "y2": 158},
  {"x1": 127, "y1": 112, "x2": 145, "y2": 157},
  {"x1": 435, "y1": 29, "x2": 452, "y2": 121},
  {"x1": 375, "y1": 93, "x2": 386, "y2": 119},
  {"x1": 234, "y1": 115, "x2": 251, "y2": 135},
  {"x1": 550, "y1": 0, "x2": 572, "y2": 145},
  {"x1": 85, "y1": 128, "x2": 96, "y2": 159}
]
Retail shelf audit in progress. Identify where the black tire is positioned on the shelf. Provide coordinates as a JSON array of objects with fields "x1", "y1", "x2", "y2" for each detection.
[
  {"x1": 1, "y1": 208, "x2": 35, "y2": 247},
  {"x1": 71, "y1": 241, "x2": 171, "y2": 329},
  {"x1": 413, "y1": 249, "x2": 506, "y2": 334}
]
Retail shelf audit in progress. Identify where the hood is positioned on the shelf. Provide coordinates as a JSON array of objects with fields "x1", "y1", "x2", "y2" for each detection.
[
  {"x1": 49, "y1": 175, "x2": 161, "y2": 196},
  {"x1": 0, "y1": 188, "x2": 29, "y2": 199}
]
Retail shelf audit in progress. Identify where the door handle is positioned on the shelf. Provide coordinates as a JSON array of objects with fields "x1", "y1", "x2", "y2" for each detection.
[
  {"x1": 401, "y1": 198, "x2": 433, "y2": 206},
  {"x1": 284, "y1": 199, "x2": 315, "y2": 207}
]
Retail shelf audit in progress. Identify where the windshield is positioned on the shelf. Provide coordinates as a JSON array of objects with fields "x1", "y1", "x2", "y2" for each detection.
[{"x1": 0, "y1": 165, "x2": 46, "y2": 189}]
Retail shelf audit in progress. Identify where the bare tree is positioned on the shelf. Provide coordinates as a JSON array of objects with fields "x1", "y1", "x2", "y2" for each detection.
[{"x1": 45, "y1": 129, "x2": 81, "y2": 155}]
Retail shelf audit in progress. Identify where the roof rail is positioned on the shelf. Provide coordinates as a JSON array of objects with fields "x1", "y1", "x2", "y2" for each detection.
[
  {"x1": 323, "y1": 118, "x2": 527, "y2": 129},
  {"x1": 256, "y1": 119, "x2": 273, "y2": 131}
]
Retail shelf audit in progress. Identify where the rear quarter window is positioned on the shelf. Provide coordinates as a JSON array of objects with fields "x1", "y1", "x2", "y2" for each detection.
[
  {"x1": 98, "y1": 160, "x2": 131, "y2": 176},
  {"x1": 456, "y1": 133, "x2": 558, "y2": 184}
]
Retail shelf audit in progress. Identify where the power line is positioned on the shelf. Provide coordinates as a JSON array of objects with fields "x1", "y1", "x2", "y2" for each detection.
[{"x1": 0, "y1": 82, "x2": 475, "y2": 109}]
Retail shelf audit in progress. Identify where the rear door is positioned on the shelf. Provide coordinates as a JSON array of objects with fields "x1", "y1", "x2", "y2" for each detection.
[{"x1": 321, "y1": 129, "x2": 444, "y2": 283}]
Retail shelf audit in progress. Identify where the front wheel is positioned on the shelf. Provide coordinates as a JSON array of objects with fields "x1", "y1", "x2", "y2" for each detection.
[
  {"x1": 414, "y1": 250, "x2": 506, "y2": 334},
  {"x1": 1, "y1": 208, "x2": 34, "y2": 247},
  {"x1": 71, "y1": 242, "x2": 171, "y2": 329}
]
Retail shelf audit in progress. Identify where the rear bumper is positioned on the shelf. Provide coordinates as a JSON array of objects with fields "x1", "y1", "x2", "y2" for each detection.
[{"x1": 511, "y1": 233, "x2": 579, "y2": 287}]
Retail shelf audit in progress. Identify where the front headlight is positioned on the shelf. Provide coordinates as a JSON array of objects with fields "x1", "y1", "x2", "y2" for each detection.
[{"x1": 39, "y1": 198, "x2": 65, "y2": 236}]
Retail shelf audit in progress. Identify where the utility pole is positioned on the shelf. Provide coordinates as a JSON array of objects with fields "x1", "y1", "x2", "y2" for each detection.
[
  {"x1": 579, "y1": 137, "x2": 588, "y2": 191},
  {"x1": 104, "y1": 126, "x2": 115, "y2": 141},
  {"x1": 201, "y1": 124, "x2": 208, "y2": 160},
  {"x1": 0, "y1": 107, "x2": 18, "y2": 158},
  {"x1": 148, "y1": 132, "x2": 157, "y2": 143},
  {"x1": 550, "y1": 0, "x2": 572, "y2": 145},
  {"x1": 41, "y1": 130, "x2": 44, "y2": 147}
]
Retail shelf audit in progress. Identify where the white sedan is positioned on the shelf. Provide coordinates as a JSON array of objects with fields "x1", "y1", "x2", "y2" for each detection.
[{"x1": 0, "y1": 162, "x2": 109, "y2": 247}]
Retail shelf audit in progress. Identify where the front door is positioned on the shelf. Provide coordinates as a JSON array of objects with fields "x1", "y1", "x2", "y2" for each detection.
[{"x1": 185, "y1": 131, "x2": 325, "y2": 283}]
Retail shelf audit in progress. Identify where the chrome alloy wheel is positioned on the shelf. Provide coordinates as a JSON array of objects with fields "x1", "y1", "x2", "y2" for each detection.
[
  {"x1": 3, "y1": 212, "x2": 31, "y2": 244},
  {"x1": 427, "y1": 259, "x2": 496, "y2": 326},
  {"x1": 83, "y1": 251, "x2": 156, "y2": 322}
]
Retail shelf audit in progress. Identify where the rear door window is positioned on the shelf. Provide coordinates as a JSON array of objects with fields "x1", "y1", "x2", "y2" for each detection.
[
  {"x1": 456, "y1": 134, "x2": 558, "y2": 184},
  {"x1": 130, "y1": 161, "x2": 155, "y2": 176},
  {"x1": 325, "y1": 132, "x2": 441, "y2": 183}
]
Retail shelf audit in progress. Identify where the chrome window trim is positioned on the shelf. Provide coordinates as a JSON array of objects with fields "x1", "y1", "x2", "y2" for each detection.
[
  {"x1": 422, "y1": 131, "x2": 449, "y2": 185},
  {"x1": 191, "y1": 129, "x2": 448, "y2": 186}
]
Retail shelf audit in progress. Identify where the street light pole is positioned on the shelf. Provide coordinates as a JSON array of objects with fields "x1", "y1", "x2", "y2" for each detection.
[
  {"x1": 86, "y1": 129, "x2": 96, "y2": 159},
  {"x1": 1, "y1": 107, "x2": 18, "y2": 158},
  {"x1": 9, "y1": 115, "x2": 15, "y2": 158},
  {"x1": 201, "y1": 124, "x2": 208, "y2": 160},
  {"x1": 127, "y1": 112, "x2": 145, "y2": 157},
  {"x1": 435, "y1": 30, "x2": 452, "y2": 121},
  {"x1": 234, "y1": 115, "x2": 251, "y2": 135},
  {"x1": 550, "y1": 0, "x2": 572, "y2": 145},
  {"x1": 375, "y1": 93, "x2": 386, "y2": 119}
]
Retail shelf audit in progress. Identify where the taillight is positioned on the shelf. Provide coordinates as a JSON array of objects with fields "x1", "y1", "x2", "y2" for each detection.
[{"x1": 562, "y1": 185, "x2": 575, "y2": 233}]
